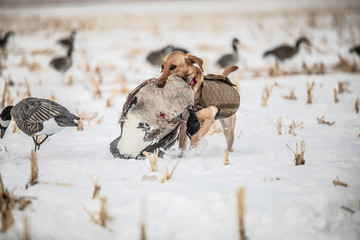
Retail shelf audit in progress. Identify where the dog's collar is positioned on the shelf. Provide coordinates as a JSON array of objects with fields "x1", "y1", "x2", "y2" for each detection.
[{"x1": 190, "y1": 78, "x2": 198, "y2": 86}]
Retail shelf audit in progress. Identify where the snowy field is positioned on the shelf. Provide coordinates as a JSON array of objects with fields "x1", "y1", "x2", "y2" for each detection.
[{"x1": 1, "y1": 1, "x2": 360, "y2": 239}]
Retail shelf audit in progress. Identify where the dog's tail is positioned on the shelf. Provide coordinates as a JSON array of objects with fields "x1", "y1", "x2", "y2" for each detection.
[{"x1": 222, "y1": 66, "x2": 239, "y2": 77}]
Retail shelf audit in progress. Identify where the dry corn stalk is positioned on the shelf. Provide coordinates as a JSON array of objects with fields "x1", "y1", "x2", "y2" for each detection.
[
  {"x1": 224, "y1": 150, "x2": 230, "y2": 165},
  {"x1": 76, "y1": 109, "x2": 98, "y2": 131},
  {"x1": 94, "y1": 66, "x2": 103, "y2": 83},
  {"x1": 140, "y1": 198, "x2": 147, "y2": 240},
  {"x1": 143, "y1": 149, "x2": 158, "y2": 172},
  {"x1": 26, "y1": 150, "x2": 38, "y2": 188},
  {"x1": 334, "y1": 54, "x2": 357, "y2": 72},
  {"x1": 0, "y1": 174, "x2": 14, "y2": 233},
  {"x1": 288, "y1": 121, "x2": 304, "y2": 136},
  {"x1": 306, "y1": 81, "x2": 315, "y2": 104},
  {"x1": 83, "y1": 197, "x2": 112, "y2": 228},
  {"x1": 106, "y1": 89, "x2": 123, "y2": 107},
  {"x1": 160, "y1": 159, "x2": 181, "y2": 183},
  {"x1": 334, "y1": 88, "x2": 339, "y2": 103},
  {"x1": 49, "y1": 92, "x2": 56, "y2": 102},
  {"x1": 268, "y1": 62, "x2": 283, "y2": 77},
  {"x1": 12, "y1": 121, "x2": 20, "y2": 134},
  {"x1": 283, "y1": 88, "x2": 297, "y2": 100},
  {"x1": 338, "y1": 81, "x2": 350, "y2": 94},
  {"x1": 90, "y1": 175, "x2": 101, "y2": 199},
  {"x1": 66, "y1": 74, "x2": 73, "y2": 86},
  {"x1": 22, "y1": 217, "x2": 30, "y2": 240},
  {"x1": 286, "y1": 140, "x2": 305, "y2": 166},
  {"x1": 90, "y1": 76, "x2": 102, "y2": 98},
  {"x1": 317, "y1": 116, "x2": 335, "y2": 126},
  {"x1": 23, "y1": 78, "x2": 31, "y2": 98},
  {"x1": 355, "y1": 97, "x2": 359, "y2": 114},
  {"x1": 261, "y1": 82, "x2": 277, "y2": 107},
  {"x1": 96, "y1": 116, "x2": 104, "y2": 124},
  {"x1": 237, "y1": 188, "x2": 246, "y2": 240},
  {"x1": 117, "y1": 72, "x2": 129, "y2": 94},
  {"x1": 341, "y1": 206, "x2": 355, "y2": 214},
  {"x1": 277, "y1": 116, "x2": 282, "y2": 135},
  {"x1": 332, "y1": 176, "x2": 348, "y2": 187}
]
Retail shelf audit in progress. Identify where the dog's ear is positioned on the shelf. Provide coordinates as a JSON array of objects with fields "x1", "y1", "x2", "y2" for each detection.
[{"x1": 185, "y1": 54, "x2": 204, "y2": 72}]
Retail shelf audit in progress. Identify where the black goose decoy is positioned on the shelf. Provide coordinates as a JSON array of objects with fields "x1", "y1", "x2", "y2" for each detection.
[
  {"x1": 146, "y1": 45, "x2": 189, "y2": 66},
  {"x1": 57, "y1": 30, "x2": 76, "y2": 49},
  {"x1": 0, "y1": 31, "x2": 15, "y2": 50},
  {"x1": 263, "y1": 37, "x2": 311, "y2": 62},
  {"x1": 50, "y1": 42, "x2": 73, "y2": 73},
  {"x1": 216, "y1": 38, "x2": 240, "y2": 68},
  {"x1": 0, "y1": 97, "x2": 80, "y2": 151},
  {"x1": 349, "y1": 44, "x2": 360, "y2": 56}
]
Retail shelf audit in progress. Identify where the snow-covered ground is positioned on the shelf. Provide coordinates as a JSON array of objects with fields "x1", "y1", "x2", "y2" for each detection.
[{"x1": 1, "y1": 1, "x2": 360, "y2": 239}]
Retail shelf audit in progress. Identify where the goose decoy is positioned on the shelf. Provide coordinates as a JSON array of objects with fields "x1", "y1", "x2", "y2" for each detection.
[
  {"x1": 263, "y1": 37, "x2": 311, "y2": 62},
  {"x1": 0, "y1": 31, "x2": 15, "y2": 50},
  {"x1": 0, "y1": 97, "x2": 79, "y2": 151},
  {"x1": 216, "y1": 38, "x2": 240, "y2": 68},
  {"x1": 146, "y1": 45, "x2": 189, "y2": 66},
  {"x1": 50, "y1": 42, "x2": 73, "y2": 73},
  {"x1": 57, "y1": 30, "x2": 76, "y2": 49},
  {"x1": 110, "y1": 75, "x2": 197, "y2": 159},
  {"x1": 0, "y1": 106, "x2": 12, "y2": 138},
  {"x1": 349, "y1": 44, "x2": 360, "y2": 56}
]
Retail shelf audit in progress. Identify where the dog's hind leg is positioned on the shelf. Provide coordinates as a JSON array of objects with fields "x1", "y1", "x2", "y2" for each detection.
[{"x1": 219, "y1": 114, "x2": 236, "y2": 152}]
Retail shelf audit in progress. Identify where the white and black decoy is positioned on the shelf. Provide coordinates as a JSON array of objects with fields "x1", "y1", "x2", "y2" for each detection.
[
  {"x1": 0, "y1": 97, "x2": 80, "y2": 151},
  {"x1": 263, "y1": 37, "x2": 311, "y2": 62},
  {"x1": 216, "y1": 38, "x2": 240, "y2": 68},
  {"x1": 349, "y1": 44, "x2": 360, "y2": 57},
  {"x1": 0, "y1": 106, "x2": 12, "y2": 138},
  {"x1": 110, "y1": 75, "x2": 197, "y2": 159},
  {"x1": 0, "y1": 31, "x2": 15, "y2": 51},
  {"x1": 50, "y1": 42, "x2": 73, "y2": 73},
  {"x1": 146, "y1": 45, "x2": 189, "y2": 66},
  {"x1": 57, "y1": 30, "x2": 76, "y2": 49}
]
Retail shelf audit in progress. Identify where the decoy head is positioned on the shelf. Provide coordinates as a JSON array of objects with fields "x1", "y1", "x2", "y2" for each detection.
[
  {"x1": 163, "y1": 45, "x2": 174, "y2": 55},
  {"x1": 0, "y1": 106, "x2": 13, "y2": 139},
  {"x1": 296, "y1": 37, "x2": 311, "y2": 48},
  {"x1": 232, "y1": 38, "x2": 240, "y2": 52}
]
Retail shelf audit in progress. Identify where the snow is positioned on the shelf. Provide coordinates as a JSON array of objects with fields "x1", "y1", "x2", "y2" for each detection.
[{"x1": 1, "y1": 1, "x2": 360, "y2": 240}]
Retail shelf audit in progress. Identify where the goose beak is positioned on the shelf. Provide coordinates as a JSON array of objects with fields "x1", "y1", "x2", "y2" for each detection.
[{"x1": 1, "y1": 127, "x2": 7, "y2": 139}]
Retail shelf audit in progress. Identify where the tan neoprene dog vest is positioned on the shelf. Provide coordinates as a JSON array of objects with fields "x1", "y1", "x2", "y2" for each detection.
[{"x1": 194, "y1": 74, "x2": 240, "y2": 119}]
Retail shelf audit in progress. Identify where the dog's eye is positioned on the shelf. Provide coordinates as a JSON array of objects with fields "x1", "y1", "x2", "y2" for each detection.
[
  {"x1": 161, "y1": 64, "x2": 164, "y2": 70},
  {"x1": 170, "y1": 65, "x2": 177, "y2": 70}
]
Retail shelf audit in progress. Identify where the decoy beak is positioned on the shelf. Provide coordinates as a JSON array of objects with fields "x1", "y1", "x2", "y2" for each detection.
[{"x1": 1, "y1": 127, "x2": 7, "y2": 139}]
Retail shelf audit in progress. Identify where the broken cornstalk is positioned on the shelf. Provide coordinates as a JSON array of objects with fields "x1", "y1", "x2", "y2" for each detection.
[
  {"x1": 237, "y1": 188, "x2": 246, "y2": 240},
  {"x1": 306, "y1": 81, "x2": 315, "y2": 104},
  {"x1": 332, "y1": 176, "x2": 348, "y2": 187},
  {"x1": 26, "y1": 150, "x2": 38, "y2": 188},
  {"x1": 317, "y1": 116, "x2": 335, "y2": 126},
  {"x1": 286, "y1": 140, "x2": 305, "y2": 165},
  {"x1": 143, "y1": 149, "x2": 159, "y2": 172}
]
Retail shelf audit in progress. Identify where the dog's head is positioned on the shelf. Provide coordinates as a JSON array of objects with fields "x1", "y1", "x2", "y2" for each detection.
[{"x1": 157, "y1": 51, "x2": 203, "y2": 88}]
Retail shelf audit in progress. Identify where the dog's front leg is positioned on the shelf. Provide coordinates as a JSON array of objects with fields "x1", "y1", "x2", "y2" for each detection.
[{"x1": 191, "y1": 106, "x2": 218, "y2": 148}]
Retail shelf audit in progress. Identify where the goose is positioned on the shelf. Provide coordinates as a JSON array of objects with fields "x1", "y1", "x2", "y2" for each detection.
[
  {"x1": 0, "y1": 97, "x2": 80, "y2": 151},
  {"x1": 263, "y1": 37, "x2": 311, "y2": 62},
  {"x1": 110, "y1": 75, "x2": 197, "y2": 159},
  {"x1": 349, "y1": 44, "x2": 360, "y2": 56},
  {"x1": 57, "y1": 30, "x2": 76, "y2": 49},
  {"x1": 216, "y1": 38, "x2": 240, "y2": 68},
  {"x1": 50, "y1": 42, "x2": 73, "y2": 73},
  {"x1": 146, "y1": 45, "x2": 189, "y2": 66},
  {"x1": 0, "y1": 31, "x2": 15, "y2": 50}
]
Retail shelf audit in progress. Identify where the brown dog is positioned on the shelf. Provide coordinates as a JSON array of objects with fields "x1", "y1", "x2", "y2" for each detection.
[{"x1": 157, "y1": 51, "x2": 239, "y2": 152}]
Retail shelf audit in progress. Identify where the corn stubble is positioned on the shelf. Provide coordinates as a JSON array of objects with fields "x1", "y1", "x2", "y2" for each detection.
[{"x1": 286, "y1": 140, "x2": 306, "y2": 165}]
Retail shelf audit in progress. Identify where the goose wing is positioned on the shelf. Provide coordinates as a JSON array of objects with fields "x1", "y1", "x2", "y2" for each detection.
[{"x1": 11, "y1": 98, "x2": 70, "y2": 136}]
